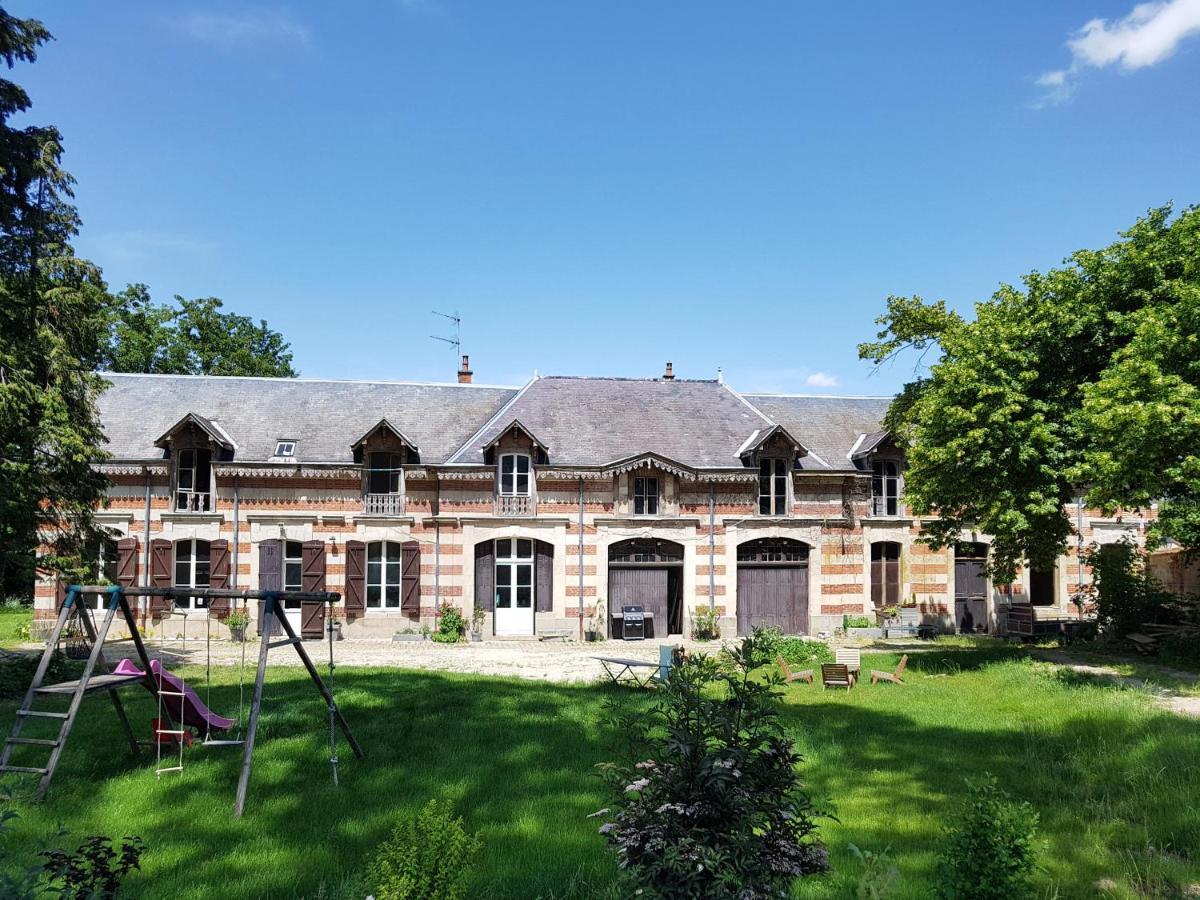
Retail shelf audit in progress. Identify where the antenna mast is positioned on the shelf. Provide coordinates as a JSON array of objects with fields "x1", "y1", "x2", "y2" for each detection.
[{"x1": 430, "y1": 310, "x2": 461, "y2": 355}]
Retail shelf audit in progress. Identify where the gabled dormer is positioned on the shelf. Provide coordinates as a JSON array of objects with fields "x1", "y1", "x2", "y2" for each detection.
[
  {"x1": 483, "y1": 420, "x2": 548, "y2": 517},
  {"x1": 155, "y1": 413, "x2": 236, "y2": 513},
  {"x1": 352, "y1": 419, "x2": 419, "y2": 516},
  {"x1": 604, "y1": 452, "x2": 695, "y2": 517},
  {"x1": 851, "y1": 430, "x2": 904, "y2": 517},
  {"x1": 738, "y1": 425, "x2": 806, "y2": 516}
]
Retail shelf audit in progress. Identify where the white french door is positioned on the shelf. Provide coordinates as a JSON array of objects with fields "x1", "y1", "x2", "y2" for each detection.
[
  {"x1": 494, "y1": 538, "x2": 535, "y2": 636},
  {"x1": 283, "y1": 541, "x2": 304, "y2": 631}
]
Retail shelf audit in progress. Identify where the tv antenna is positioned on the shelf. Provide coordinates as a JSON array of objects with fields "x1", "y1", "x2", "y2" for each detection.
[{"x1": 430, "y1": 310, "x2": 461, "y2": 355}]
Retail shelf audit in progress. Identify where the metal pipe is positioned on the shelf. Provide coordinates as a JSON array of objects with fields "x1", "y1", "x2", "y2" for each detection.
[
  {"x1": 434, "y1": 472, "x2": 441, "y2": 627},
  {"x1": 578, "y1": 477, "x2": 585, "y2": 641},
  {"x1": 231, "y1": 475, "x2": 240, "y2": 589},
  {"x1": 142, "y1": 468, "x2": 152, "y2": 585}
]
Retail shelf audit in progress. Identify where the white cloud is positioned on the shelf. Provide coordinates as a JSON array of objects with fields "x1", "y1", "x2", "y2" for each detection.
[
  {"x1": 175, "y1": 10, "x2": 312, "y2": 48},
  {"x1": 1037, "y1": 0, "x2": 1200, "y2": 104},
  {"x1": 804, "y1": 372, "x2": 839, "y2": 388}
]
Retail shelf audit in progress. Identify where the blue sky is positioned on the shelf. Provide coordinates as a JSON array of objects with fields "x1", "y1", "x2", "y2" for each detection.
[{"x1": 10, "y1": 1, "x2": 1200, "y2": 393}]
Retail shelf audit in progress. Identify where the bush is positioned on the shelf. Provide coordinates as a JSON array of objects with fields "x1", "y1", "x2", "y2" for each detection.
[
  {"x1": 0, "y1": 650, "x2": 71, "y2": 700},
  {"x1": 1083, "y1": 538, "x2": 1173, "y2": 637},
  {"x1": 936, "y1": 775, "x2": 1039, "y2": 900},
  {"x1": 753, "y1": 626, "x2": 833, "y2": 666},
  {"x1": 41, "y1": 834, "x2": 145, "y2": 899},
  {"x1": 367, "y1": 799, "x2": 480, "y2": 900},
  {"x1": 843, "y1": 615, "x2": 873, "y2": 629},
  {"x1": 849, "y1": 844, "x2": 899, "y2": 900},
  {"x1": 432, "y1": 604, "x2": 466, "y2": 644},
  {"x1": 690, "y1": 605, "x2": 721, "y2": 641},
  {"x1": 594, "y1": 633, "x2": 829, "y2": 898}
]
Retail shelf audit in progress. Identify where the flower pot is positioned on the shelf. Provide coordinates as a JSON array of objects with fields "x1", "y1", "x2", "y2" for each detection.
[
  {"x1": 470, "y1": 631, "x2": 482, "y2": 643},
  {"x1": 229, "y1": 625, "x2": 247, "y2": 643}
]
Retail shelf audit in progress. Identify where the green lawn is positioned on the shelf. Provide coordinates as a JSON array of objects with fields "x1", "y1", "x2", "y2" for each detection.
[
  {"x1": 0, "y1": 605, "x2": 32, "y2": 648},
  {"x1": 0, "y1": 644, "x2": 1197, "y2": 898}
]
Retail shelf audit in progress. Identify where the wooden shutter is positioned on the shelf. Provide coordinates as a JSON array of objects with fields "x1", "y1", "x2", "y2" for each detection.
[
  {"x1": 149, "y1": 538, "x2": 172, "y2": 615},
  {"x1": 885, "y1": 553, "x2": 900, "y2": 606},
  {"x1": 301, "y1": 600, "x2": 325, "y2": 640},
  {"x1": 535, "y1": 540, "x2": 553, "y2": 613},
  {"x1": 344, "y1": 540, "x2": 366, "y2": 616},
  {"x1": 55, "y1": 578, "x2": 68, "y2": 610},
  {"x1": 301, "y1": 540, "x2": 327, "y2": 592},
  {"x1": 400, "y1": 541, "x2": 421, "y2": 613},
  {"x1": 258, "y1": 539, "x2": 282, "y2": 636},
  {"x1": 474, "y1": 541, "x2": 495, "y2": 612},
  {"x1": 208, "y1": 539, "x2": 231, "y2": 616},
  {"x1": 870, "y1": 552, "x2": 882, "y2": 608},
  {"x1": 115, "y1": 537, "x2": 139, "y2": 588}
]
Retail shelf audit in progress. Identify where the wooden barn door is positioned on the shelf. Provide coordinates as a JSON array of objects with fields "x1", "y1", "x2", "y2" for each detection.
[{"x1": 609, "y1": 567, "x2": 669, "y2": 638}]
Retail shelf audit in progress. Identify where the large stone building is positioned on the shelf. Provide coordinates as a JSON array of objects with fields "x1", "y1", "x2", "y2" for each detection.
[{"x1": 35, "y1": 359, "x2": 1149, "y2": 639}]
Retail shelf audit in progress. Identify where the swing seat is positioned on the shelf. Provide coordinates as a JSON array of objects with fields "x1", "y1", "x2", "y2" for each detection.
[{"x1": 200, "y1": 737, "x2": 245, "y2": 748}]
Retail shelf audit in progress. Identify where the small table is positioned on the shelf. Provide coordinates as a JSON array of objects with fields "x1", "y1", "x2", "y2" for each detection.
[{"x1": 594, "y1": 656, "x2": 660, "y2": 688}]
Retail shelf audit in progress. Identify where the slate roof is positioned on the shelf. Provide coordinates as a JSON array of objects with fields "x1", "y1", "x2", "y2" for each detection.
[
  {"x1": 449, "y1": 376, "x2": 773, "y2": 468},
  {"x1": 97, "y1": 374, "x2": 519, "y2": 465},
  {"x1": 743, "y1": 394, "x2": 892, "y2": 472}
]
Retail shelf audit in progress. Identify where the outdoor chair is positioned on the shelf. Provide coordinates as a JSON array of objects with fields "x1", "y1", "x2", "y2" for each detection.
[
  {"x1": 834, "y1": 648, "x2": 861, "y2": 683},
  {"x1": 821, "y1": 663, "x2": 854, "y2": 690},
  {"x1": 777, "y1": 656, "x2": 814, "y2": 684},
  {"x1": 870, "y1": 654, "x2": 909, "y2": 686}
]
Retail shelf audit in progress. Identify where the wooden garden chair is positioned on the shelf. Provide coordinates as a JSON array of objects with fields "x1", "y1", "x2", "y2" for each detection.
[
  {"x1": 777, "y1": 656, "x2": 814, "y2": 684},
  {"x1": 821, "y1": 663, "x2": 854, "y2": 691},
  {"x1": 870, "y1": 654, "x2": 909, "y2": 686},
  {"x1": 835, "y1": 648, "x2": 861, "y2": 684}
]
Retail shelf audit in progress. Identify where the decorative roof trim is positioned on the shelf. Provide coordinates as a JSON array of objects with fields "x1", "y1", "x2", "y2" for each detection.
[
  {"x1": 603, "y1": 452, "x2": 698, "y2": 481},
  {"x1": 736, "y1": 423, "x2": 810, "y2": 461},
  {"x1": 350, "y1": 418, "x2": 419, "y2": 452},
  {"x1": 435, "y1": 468, "x2": 495, "y2": 482},
  {"x1": 153, "y1": 411, "x2": 236, "y2": 451},
  {"x1": 535, "y1": 468, "x2": 612, "y2": 481},
  {"x1": 212, "y1": 463, "x2": 360, "y2": 480},
  {"x1": 95, "y1": 462, "x2": 170, "y2": 477},
  {"x1": 484, "y1": 418, "x2": 550, "y2": 454}
]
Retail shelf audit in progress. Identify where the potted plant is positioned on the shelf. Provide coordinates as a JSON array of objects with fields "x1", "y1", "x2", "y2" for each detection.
[
  {"x1": 327, "y1": 614, "x2": 344, "y2": 641},
  {"x1": 470, "y1": 606, "x2": 486, "y2": 642},
  {"x1": 585, "y1": 599, "x2": 606, "y2": 642},
  {"x1": 225, "y1": 609, "x2": 250, "y2": 643}
]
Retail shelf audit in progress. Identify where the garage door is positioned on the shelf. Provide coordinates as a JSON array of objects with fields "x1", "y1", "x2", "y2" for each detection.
[
  {"x1": 609, "y1": 567, "x2": 669, "y2": 635},
  {"x1": 735, "y1": 539, "x2": 810, "y2": 636}
]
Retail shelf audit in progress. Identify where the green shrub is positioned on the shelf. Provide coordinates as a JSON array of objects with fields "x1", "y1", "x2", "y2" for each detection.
[
  {"x1": 367, "y1": 799, "x2": 480, "y2": 900},
  {"x1": 1084, "y1": 538, "x2": 1173, "y2": 637},
  {"x1": 41, "y1": 833, "x2": 145, "y2": 899},
  {"x1": 595, "y1": 633, "x2": 828, "y2": 898},
  {"x1": 690, "y1": 605, "x2": 721, "y2": 641},
  {"x1": 936, "y1": 776, "x2": 1039, "y2": 900},
  {"x1": 0, "y1": 651, "x2": 71, "y2": 699},
  {"x1": 844, "y1": 615, "x2": 873, "y2": 629},
  {"x1": 849, "y1": 844, "x2": 899, "y2": 900},
  {"x1": 752, "y1": 626, "x2": 833, "y2": 666},
  {"x1": 433, "y1": 604, "x2": 466, "y2": 644}
]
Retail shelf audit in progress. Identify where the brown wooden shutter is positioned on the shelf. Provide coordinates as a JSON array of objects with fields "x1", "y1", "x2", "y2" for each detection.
[
  {"x1": 870, "y1": 551, "x2": 882, "y2": 608},
  {"x1": 258, "y1": 539, "x2": 282, "y2": 636},
  {"x1": 301, "y1": 540, "x2": 327, "y2": 592},
  {"x1": 55, "y1": 578, "x2": 68, "y2": 610},
  {"x1": 149, "y1": 538, "x2": 173, "y2": 615},
  {"x1": 535, "y1": 540, "x2": 553, "y2": 613},
  {"x1": 474, "y1": 541, "x2": 495, "y2": 612},
  {"x1": 400, "y1": 541, "x2": 421, "y2": 613},
  {"x1": 301, "y1": 600, "x2": 326, "y2": 640},
  {"x1": 885, "y1": 554, "x2": 900, "y2": 607},
  {"x1": 344, "y1": 540, "x2": 366, "y2": 617},
  {"x1": 115, "y1": 537, "x2": 139, "y2": 588},
  {"x1": 208, "y1": 539, "x2": 231, "y2": 617}
]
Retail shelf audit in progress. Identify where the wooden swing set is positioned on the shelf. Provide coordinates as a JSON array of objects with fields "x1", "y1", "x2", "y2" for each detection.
[{"x1": 0, "y1": 585, "x2": 364, "y2": 817}]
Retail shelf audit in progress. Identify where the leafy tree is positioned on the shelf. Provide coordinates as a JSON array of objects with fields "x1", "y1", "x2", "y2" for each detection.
[
  {"x1": 859, "y1": 206, "x2": 1200, "y2": 581},
  {"x1": 0, "y1": 10, "x2": 112, "y2": 595},
  {"x1": 103, "y1": 286, "x2": 297, "y2": 377}
]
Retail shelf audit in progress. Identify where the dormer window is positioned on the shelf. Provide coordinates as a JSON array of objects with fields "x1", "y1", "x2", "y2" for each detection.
[
  {"x1": 274, "y1": 440, "x2": 296, "y2": 458},
  {"x1": 175, "y1": 448, "x2": 212, "y2": 512},
  {"x1": 368, "y1": 452, "x2": 403, "y2": 495},
  {"x1": 871, "y1": 459, "x2": 901, "y2": 516},
  {"x1": 758, "y1": 458, "x2": 789, "y2": 516},
  {"x1": 634, "y1": 476, "x2": 659, "y2": 515},
  {"x1": 499, "y1": 454, "x2": 531, "y2": 496}
]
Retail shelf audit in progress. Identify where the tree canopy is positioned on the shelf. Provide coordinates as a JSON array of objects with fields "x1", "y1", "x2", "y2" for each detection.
[
  {"x1": 0, "y1": 10, "x2": 111, "y2": 593},
  {"x1": 859, "y1": 205, "x2": 1200, "y2": 581},
  {"x1": 102, "y1": 285, "x2": 297, "y2": 377}
]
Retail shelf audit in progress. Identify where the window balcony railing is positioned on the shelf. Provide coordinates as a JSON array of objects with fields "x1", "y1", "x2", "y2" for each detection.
[
  {"x1": 496, "y1": 495, "x2": 535, "y2": 517},
  {"x1": 363, "y1": 493, "x2": 405, "y2": 516},
  {"x1": 174, "y1": 491, "x2": 212, "y2": 513}
]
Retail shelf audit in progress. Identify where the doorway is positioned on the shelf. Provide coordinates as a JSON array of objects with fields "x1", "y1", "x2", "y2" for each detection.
[
  {"x1": 608, "y1": 539, "x2": 684, "y2": 637},
  {"x1": 494, "y1": 538, "x2": 535, "y2": 636}
]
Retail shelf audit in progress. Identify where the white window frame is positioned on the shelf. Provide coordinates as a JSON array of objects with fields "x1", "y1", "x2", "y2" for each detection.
[
  {"x1": 494, "y1": 538, "x2": 534, "y2": 610},
  {"x1": 758, "y1": 458, "x2": 789, "y2": 516},
  {"x1": 274, "y1": 440, "x2": 297, "y2": 458},
  {"x1": 174, "y1": 447, "x2": 213, "y2": 512},
  {"x1": 284, "y1": 540, "x2": 304, "y2": 610},
  {"x1": 871, "y1": 459, "x2": 901, "y2": 517},
  {"x1": 633, "y1": 476, "x2": 659, "y2": 516},
  {"x1": 366, "y1": 540, "x2": 404, "y2": 610},
  {"x1": 173, "y1": 539, "x2": 211, "y2": 610},
  {"x1": 499, "y1": 453, "x2": 531, "y2": 497},
  {"x1": 366, "y1": 451, "x2": 403, "y2": 495}
]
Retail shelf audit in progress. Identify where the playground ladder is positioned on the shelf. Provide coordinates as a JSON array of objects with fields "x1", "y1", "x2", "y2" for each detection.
[{"x1": 0, "y1": 588, "x2": 152, "y2": 799}]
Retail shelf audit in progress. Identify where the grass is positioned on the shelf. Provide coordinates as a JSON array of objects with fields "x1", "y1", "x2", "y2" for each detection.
[
  {"x1": 0, "y1": 643, "x2": 1196, "y2": 898},
  {"x1": 0, "y1": 605, "x2": 32, "y2": 648}
]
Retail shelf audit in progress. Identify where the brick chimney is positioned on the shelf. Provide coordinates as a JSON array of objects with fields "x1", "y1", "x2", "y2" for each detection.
[
  {"x1": 457, "y1": 354, "x2": 473, "y2": 384},
  {"x1": 662, "y1": 361, "x2": 675, "y2": 381}
]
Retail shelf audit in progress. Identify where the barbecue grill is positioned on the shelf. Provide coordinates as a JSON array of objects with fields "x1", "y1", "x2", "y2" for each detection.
[{"x1": 621, "y1": 605, "x2": 646, "y2": 641}]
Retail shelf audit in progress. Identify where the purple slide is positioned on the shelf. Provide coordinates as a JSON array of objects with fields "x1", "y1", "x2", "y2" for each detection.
[{"x1": 114, "y1": 659, "x2": 235, "y2": 732}]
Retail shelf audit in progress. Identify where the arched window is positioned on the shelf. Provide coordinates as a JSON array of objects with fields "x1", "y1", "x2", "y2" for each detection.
[
  {"x1": 174, "y1": 539, "x2": 212, "y2": 609},
  {"x1": 871, "y1": 460, "x2": 900, "y2": 516},
  {"x1": 366, "y1": 541, "x2": 404, "y2": 609},
  {"x1": 608, "y1": 539, "x2": 684, "y2": 564},
  {"x1": 737, "y1": 538, "x2": 810, "y2": 564}
]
